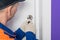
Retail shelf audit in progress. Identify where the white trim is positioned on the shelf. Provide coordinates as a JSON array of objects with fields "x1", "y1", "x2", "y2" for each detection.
[
  {"x1": 35, "y1": 0, "x2": 40, "y2": 39},
  {"x1": 35, "y1": 0, "x2": 42, "y2": 40},
  {"x1": 42, "y1": 0, "x2": 51, "y2": 40}
]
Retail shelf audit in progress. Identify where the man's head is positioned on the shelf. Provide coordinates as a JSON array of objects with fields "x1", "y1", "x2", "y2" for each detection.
[{"x1": 0, "y1": 0, "x2": 25, "y2": 21}]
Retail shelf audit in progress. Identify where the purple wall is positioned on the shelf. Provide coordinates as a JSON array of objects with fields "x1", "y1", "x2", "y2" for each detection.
[{"x1": 52, "y1": 0, "x2": 60, "y2": 40}]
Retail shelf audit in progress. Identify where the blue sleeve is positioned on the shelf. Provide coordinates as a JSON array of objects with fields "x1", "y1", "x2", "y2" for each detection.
[
  {"x1": 15, "y1": 28, "x2": 25, "y2": 40},
  {"x1": 26, "y1": 31, "x2": 37, "y2": 40}
]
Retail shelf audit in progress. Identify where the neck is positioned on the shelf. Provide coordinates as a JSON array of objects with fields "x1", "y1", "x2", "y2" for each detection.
[{"x1": 0, "y1": 13, "x2": 8, "y2": 25}]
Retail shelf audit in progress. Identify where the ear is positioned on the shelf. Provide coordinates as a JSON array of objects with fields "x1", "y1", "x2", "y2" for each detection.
[
  {"x1": 7, "y1": 6, "x2": 12, "y2": 17},
  {"x1": 5, "y1": 6, "x2": 13, "y2": 20}
]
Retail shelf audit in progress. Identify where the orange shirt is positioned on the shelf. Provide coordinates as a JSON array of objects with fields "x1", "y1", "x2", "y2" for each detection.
[{"x1": 0, "y1": 29, "x2": 14, "y2": 40}]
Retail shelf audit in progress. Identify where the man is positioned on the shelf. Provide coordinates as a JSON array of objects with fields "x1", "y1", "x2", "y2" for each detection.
[{"x1": 0, "y1": 0, "x2": 37, "y2": 40}]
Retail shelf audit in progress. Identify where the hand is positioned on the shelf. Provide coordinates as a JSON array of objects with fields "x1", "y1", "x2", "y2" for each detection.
[{"x1": 20, "y1": 19, "x2": 36, "y2": 34}]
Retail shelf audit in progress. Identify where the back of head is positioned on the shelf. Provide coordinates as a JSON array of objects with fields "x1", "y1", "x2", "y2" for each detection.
[{"x1": 0, "y1": 0, "x2": 25, "y2": 10}]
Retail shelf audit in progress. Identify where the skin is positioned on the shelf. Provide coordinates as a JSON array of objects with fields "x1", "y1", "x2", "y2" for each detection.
[{"x1": 0, "y1": 3, "x2": 19, "y2": 25}]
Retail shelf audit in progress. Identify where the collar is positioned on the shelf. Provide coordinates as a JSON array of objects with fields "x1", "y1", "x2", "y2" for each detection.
[{"x1": 0, "y1": 23, "x2": 15, "y2": 37}]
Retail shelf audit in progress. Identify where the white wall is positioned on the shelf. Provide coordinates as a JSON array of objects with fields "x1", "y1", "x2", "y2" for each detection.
[
  {"x1": 6, "y1": 0, "x2": 42, "y2": 40},
  {"x1": 6, "y1": 0, "x2": 51, "y2": 40},
  {"x1": 7, "y1": 0, "x2": 35, "y2": 31},
  {"x1": 42, "y1": 0, "x2": 51, "y2": 40}
]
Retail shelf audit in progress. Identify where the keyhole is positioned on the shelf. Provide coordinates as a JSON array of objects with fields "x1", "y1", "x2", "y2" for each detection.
[{"x1": 28, "y1": 21, "x2": 30, "y2": 24}]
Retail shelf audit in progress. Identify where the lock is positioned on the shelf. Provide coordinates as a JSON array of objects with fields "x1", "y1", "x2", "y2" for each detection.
[{"x1": 27, "y1": 15, "x2": 33, "y2": 24}]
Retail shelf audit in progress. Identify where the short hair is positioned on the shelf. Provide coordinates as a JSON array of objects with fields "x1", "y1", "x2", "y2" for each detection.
[{"x1": 0, "y1": 0, "x2": 25, "y2": 10}]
